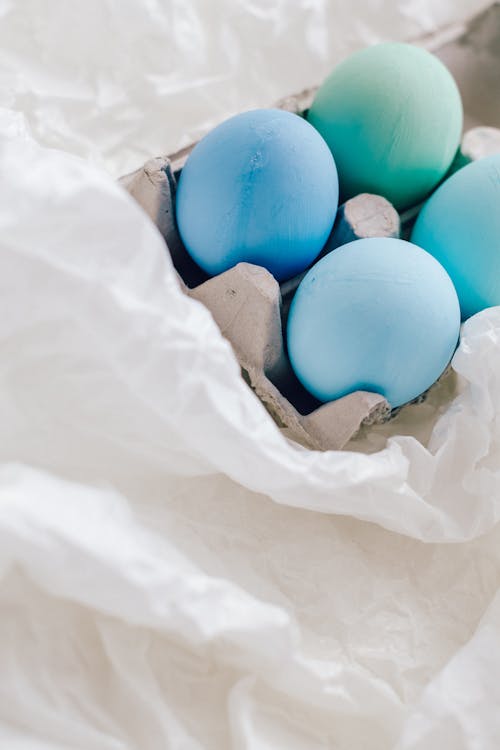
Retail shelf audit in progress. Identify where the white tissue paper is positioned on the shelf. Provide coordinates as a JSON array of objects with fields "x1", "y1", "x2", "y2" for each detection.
[
  {"x1": 1, "y1": 1, "x2": 500, "y2": 749},
  {"x1": 0, "y1": 0, "x2": 493, "y2": 177}
]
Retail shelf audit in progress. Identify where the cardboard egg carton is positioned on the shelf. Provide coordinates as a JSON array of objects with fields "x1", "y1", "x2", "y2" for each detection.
[
  {"x1": 121, "y1": 154, "x2": 397, "y2": 450},
  {"x1": 120, "y1": 3, "x2": 500, "y2": 451}
]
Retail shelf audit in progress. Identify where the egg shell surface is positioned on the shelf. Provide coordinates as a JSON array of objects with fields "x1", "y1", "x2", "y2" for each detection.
[
  {"x1": 412, "y1": 153, "x2": 500, "y2": 320},
  {"x1": 175, "y1": 109, "x2": 339, "y2": 282},
  {"x1": 287, "y1": 238, "x2": 461, "y2": 408},
  {"x1": 307, "y1": 43, "x2": 463, "y2": 211}
]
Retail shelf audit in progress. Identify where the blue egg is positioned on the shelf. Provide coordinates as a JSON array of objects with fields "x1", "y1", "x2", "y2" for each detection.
[
  {"x1": 411, "y1": 154, "x2": 500, "y2": 320},
  {"x1": 175, "y1": 109, "x2": 339, "y2": 282},
  {"x1": 287, "y1": 238, "x2": 460, "y2": 409}
]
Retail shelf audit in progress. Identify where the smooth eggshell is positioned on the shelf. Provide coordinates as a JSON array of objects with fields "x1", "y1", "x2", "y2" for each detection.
[
  {"x1": 412, "y1": 153, "x2": 500, "y2": 320},
  {"x1": 307, "y1": 43, "x2": 463, "y2": 211},
  {"x1": 287, "y1": 238, "x2": 460, "y2": 408},
  {"x1": 175, "y1": 109, "x2": 339, "y2": 282}
]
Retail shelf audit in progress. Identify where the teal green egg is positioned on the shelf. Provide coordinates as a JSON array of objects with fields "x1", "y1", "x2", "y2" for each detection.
[
  {"x1": 411, "y1": 154, "x2": 500, "y2": 320},
  {"x1": 307, "y1": 43, "x2": 463, "y2": 210}
]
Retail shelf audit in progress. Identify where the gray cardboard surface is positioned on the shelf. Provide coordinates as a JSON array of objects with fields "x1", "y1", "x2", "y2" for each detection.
[{"x1": 120, "y1": 159, "x2": 393, "y2": 450}]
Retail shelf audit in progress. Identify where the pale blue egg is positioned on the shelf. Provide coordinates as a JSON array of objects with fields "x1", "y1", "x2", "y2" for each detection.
[
  {"x1": 287, "y1": 238, "x2": 460, "y2": 409},
  {"x1": 175, "y1": 109, "x2": 339, "y2": 282},
  {"x1": 412, "y1": 154, "x2": 500, "y2": 320}
]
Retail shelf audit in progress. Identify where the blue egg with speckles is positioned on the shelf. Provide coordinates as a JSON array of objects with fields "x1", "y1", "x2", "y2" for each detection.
[
  {"x1": 287, "y1": 238, "x2": 460, "y2": 409},
  {"x1": 175, "y1": 109, "x2": 339, "y2": 282},
  {"x1": 412, "y1": 154, "x2": 500, "y2": 320}
]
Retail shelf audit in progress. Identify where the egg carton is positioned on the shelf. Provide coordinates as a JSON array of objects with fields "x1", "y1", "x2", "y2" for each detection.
[
  {"x1": 121, "y1": 154, "x2": 398, "y2": 450},
  {"x1": 120, "y1": 3, "x2": 500, "y2": 451}
]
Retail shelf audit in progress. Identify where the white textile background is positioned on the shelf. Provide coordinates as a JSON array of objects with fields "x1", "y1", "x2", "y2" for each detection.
[
  {"x1": 0, "y1": 0, "x2": 493, "y2": 176},
  {"x1": 1, "y1": 2, "x2": 500, "y2": 749}
]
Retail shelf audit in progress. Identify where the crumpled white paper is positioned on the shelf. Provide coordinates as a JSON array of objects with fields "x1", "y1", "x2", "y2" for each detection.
[
  {"x1": 0, "y1": 0, "x2": 493, "y2": 177},
  {"x1": 1, "y1": 121, "x2": 500, "y2": 749}
]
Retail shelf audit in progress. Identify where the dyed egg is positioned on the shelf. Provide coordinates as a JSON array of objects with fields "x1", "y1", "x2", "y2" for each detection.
[
  {"x1": 412, "y1": 154, "x2": 500, "y2": 320},
  {"x1": 287, "y1": 238, "x2": 460, "y2": 408},
  {"x1": 175, "y1": 109, "x2": 339, "y2": 282},
  {"x1": 307, "y1": 43, "x2": 463, "y2": 211}
]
